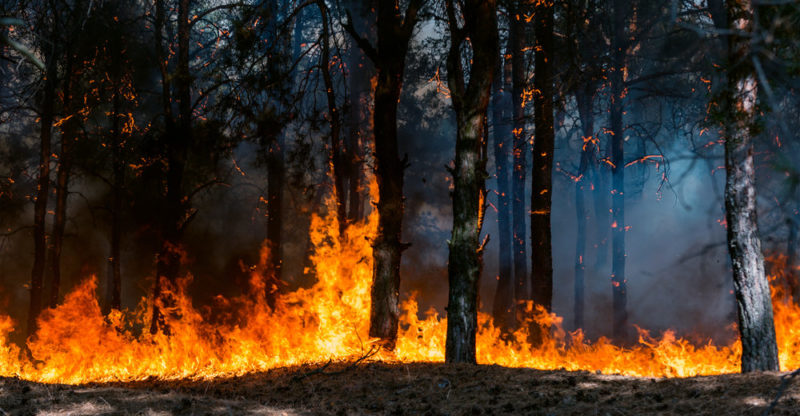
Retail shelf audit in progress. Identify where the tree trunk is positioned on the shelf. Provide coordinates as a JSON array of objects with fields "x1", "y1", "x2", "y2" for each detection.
[
  {"x1": 104, "y1": 30, "x2": 124, "y2": 313},
  {"x1": 530, "y1": 0, "x2": 555, "y2": 342},
  {"x1": 369, "y1": 67, "x2": 405, "y2": 348},
  {"x1": 508, "y1": 1, "x2": 528, "y2": 312},
  {"x1": 491, "y1": 49, "x2": 514, "y2": 330},
  {"x1": 28, "y1": 52, "x2": 57, "y2": 338},
  {"x1": 151, "y1": 0, "x2": 191, "y2": 335},
  {"x1": 318, "y1": 1, "x2": 346, "y2": 233},
  {"x1": 592, "y1": 155, "x2": 610, "y2": 270},
  {"x1": 108, "y1": 87, "x2": 123, "y2": 312},
  {"x1": 722, "y1": 0, "x2": 779, "y2": 372},
  {"x1": 47, "y1": 74, "x2": 74, "y2": 309},
  {"x1": 609, "y1": 0, "x2": 629, "y2": 343},
  {"x1": 343, "y1": 0, "x2": 422, "y2": 349},
  {"x1": 265, "y1": 139, "x2": 284, "y2": 299},
  {"x1": 574, "y1": 87, "x2": 595, "y2": 330},
  {"x1": 343, "y1": 0, "x2": 373, "y2": 224},
  {"x1": 444, "y1": 0, "x2": 497, "y2": 364}
]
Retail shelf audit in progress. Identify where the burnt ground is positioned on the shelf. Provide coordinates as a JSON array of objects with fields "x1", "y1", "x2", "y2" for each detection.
[{"x1": 1, "y1": 362, "x2": 799, "y2": 415}]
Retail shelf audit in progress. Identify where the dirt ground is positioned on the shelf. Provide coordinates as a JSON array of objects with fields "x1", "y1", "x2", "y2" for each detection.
[{"x1": 1, "y1": 362, "x2": 799, "y2": 415}]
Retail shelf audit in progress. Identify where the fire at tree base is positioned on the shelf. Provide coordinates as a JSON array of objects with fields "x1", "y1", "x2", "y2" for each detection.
[{"x1": 1, "y1": 195, "x2": 799, "y2": 384}]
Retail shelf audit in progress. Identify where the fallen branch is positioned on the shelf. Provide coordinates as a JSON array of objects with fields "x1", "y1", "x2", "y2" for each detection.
[
  {"x1": 762, "y1": 368, "x2": 800, "y2": 416},
  {"x1": 291, "y1": 359, "x2": 333, "y2": 382},
  {"x1": 291, "y1": 345, "x2": 381, "y2": 382}
]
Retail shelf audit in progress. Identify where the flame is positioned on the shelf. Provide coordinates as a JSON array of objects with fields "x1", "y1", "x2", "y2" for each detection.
[{"x1": 1, "y1": 185, "x2": 800, "y2": 383}]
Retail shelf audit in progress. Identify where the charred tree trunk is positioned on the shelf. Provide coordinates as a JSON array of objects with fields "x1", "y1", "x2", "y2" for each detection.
[
  {"x1": 609, "y1": 0, "x2": 629, "y2": 343},
  {"x1": 574, "y1": 87, "x2": 595, "y2": 330},
  {"x1": 47, "y1": 66, "x2": 75, "y2": 308},
  {"x1": 491, "y1": 49, "x2": 514, "y2": 329},
  {"x1": 592, "y1": 151, "x2": 610, "y2": 270},
  {"x1": 530, "y1": 0, "x2": 555, "y2": 341},
  {"x1": 343, "y1": 0, "x2": 422, "y2": 349},
  {"x1": 265, "y1": 139, "x2": 284, "y2": 293},
  {"x1": 151, "y1": 0, "x2": 192, "y2": 335},
  {"x1": 444, "y1": 0, "x2": 498, "y2": 364},
  {"x1": 343, "y1": 0, "x2": 373, "y2": 224},
  {"x1": 318, "y1": 1, "x2": 346, "y2": 233},
  {"x1": 104, "y1": 29, "x2": 125, "y2": 313},
  {"x1": 721, "y1": 0, "x2": 778, "y2": 372},
  {"x1": 28, "y1": 50, "x2": 57, "y2": 338},
  {"x1": 108, "y1": 83, "x2": 123, "y2": 312},
  {"x1": 369, "y1": 66, "x2": 406, "y2": 348},
  {"x1": 508, "y1": 1, "x2": 528, "y2": 313}
]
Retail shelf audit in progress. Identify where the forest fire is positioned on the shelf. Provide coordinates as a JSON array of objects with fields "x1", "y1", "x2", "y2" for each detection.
[
  {"x1": 4, "y1": 0, "x2": 800, "y2": 413},
  {"x1": 0, "y1": 187, "x2": 797, "y2": 385}
]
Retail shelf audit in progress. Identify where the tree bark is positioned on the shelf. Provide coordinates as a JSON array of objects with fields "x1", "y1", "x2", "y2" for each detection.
[
  {"x1": 265, "y1": 139, "x2": 284, "y2": 297},
  {"x1": 104, "y1": 28, "x2": 125, "y2": 313},
  {"x1": 530, "y1": 0, "x2": 555, "y2": 342},
  {"x1": 343, "y1": 0, "x2": 373, "y2": 224},
  {"x1": 369, "y1": 66, "x2": 405, "y2": 348},
  {"x1": 47, "y1": 64, "x2": 75, "y2": 308},
  {"x1": 318, "y1": 1, "x2": 346, "y2": 233},
  {"x1": 722, "y1": 0, "x2": 779, "y2": 372},
  {"x1": 491, "y1": 48, "x2": 514, "y2": 330},
  {"x1": 28, "y1": 48, "x2": 57, "y2": 338},
  {"x1": 444, "y1": 0, "x2": 498, "y2": 364},
  {"x1": 108, "y1": 80, "x2": 123, "y2": 313},
  {"x1": 343, "y1": 0, "x2": 422, "y2": 349},
  {"x1": 609, "y1": 0, "x2": 629, "y2": 343}
]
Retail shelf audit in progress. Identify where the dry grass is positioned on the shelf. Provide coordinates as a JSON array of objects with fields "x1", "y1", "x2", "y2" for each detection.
[{"x1": 1, "y1": 362, "x2": 799, "y2": 415}]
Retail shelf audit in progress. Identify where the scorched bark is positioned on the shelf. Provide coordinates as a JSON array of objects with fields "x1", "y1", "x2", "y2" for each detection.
[
  {"x1": 530, "y1": 0, "x2": 555, "y2": 341},
  {"x1": 343, "y1": 0, "x2": 423, "y2": 349},
  {"x1": 444, "y1": 0, "x2": 498, "y2": 364}
]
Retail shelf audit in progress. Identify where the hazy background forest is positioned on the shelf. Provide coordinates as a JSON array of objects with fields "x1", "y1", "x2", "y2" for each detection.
[{"x1": 0, "y1": 0, "x2": 798, "y2": 352}]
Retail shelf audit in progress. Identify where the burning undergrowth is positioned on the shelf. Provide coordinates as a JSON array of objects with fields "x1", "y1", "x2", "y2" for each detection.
[{"x1": 0, "y1": 189, "x2": 798, "y2": 384}]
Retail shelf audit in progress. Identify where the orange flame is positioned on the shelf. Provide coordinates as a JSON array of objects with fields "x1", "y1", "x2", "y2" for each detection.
[{"x1": 1, "y1": 187, "x2": 799, "y2": 383}]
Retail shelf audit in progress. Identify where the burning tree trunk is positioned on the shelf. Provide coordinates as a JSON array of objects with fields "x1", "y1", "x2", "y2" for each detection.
[
  {"x1": 508, "y1": 0, "x2": 528, "y2": 312},
  {"x1": 28, "y1": 47, "x2": 57, "y2": 338},
  {"x1": 720, "y1": 0, "x2": 779, "y2": 373},
  {"x1": 444, "y1": 0, "x2": 498, "y2": 364},
  {"x1": 343, "y1": 0, "x2": 423, "y2": 349},
  {"x1": 491, "y1": 49, "x2": 514, "y2": 329},
  {"x1": 530, "y1": 0, "x2": 555, "y2": 339},
  {"x1": 609, "y1": 0, "x2": 629, "y2": 342}
]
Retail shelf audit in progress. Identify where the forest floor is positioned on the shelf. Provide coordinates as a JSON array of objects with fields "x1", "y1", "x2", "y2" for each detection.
[{"x1": 1, "y1": 362, "x2": 799, "y2": 415}]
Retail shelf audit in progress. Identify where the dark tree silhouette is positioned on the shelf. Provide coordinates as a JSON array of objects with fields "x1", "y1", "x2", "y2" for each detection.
[
  {"x1": 343, "y1": 0, "x2": 424, "y2": 349},
  {"x1": 491, "y1": 44, "x2": 514, "y2": 330},
  {"x1": 530, "y1": 0, "x2": 555, "y2": 343}
]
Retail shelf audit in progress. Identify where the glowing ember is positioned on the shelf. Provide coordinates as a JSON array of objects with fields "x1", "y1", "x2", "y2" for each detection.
[{"x1": 1, "y1": 189, "x2": 798, "y2": 383}]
